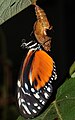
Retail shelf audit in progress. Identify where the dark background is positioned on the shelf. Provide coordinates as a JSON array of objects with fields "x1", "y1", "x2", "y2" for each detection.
[{"x1": 0, "y1": 0, "x2": 74, "y2": 119}]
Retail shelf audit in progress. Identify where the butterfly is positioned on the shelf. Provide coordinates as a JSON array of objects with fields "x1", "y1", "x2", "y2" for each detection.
[{"x1": 17, "y1": 40, "x2": 57, "y2": 119}]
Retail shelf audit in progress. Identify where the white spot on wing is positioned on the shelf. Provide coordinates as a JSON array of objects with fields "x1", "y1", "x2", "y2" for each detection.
[
  {"x1": 17, "y1": 80, "x2": 21, "y2": 87},
  {"x1": 34, "y1": 103, "x2": 38, "y2": 106},
  {"x1": 54, "y1": 65, "x2": 56, "y2": 68},
  {"x1": 45, "y1": 86, "x2": 47, "y2": 88},
  {"x1": 21, "y1": 98, "x2": 25, "y2": 103},
  {"x1": 54, "y1": 68, "x2": 56, "y2": 71},
  {"x1": 42, "y1": 101, "x2": 45, "y2": 105},
  {"x1": 34, "y1": 93, "x2": 40, "y2": 99},
  {"x1": 37, "y1": 106, "x2": 41, "y2": 110},
  {"x1": 48, "y1": 83, "x2": 50, "y2": 85},
  {"x1": 25, "y1": 83, "x2": 28, "y2": 90},
  {"x1": 44, "y1": 92, "x2": 49, "y2": 99},
  {"x1": 40, "y1": 99, "x2": 42, "y2": 102},
  {"x1": 18, "y1": 98, "x2": 25, "y2": 107},
  {"x1": 27, "y1": 102, "x2": 30, "y2": 105},
  {"x1": 32, "y1": 109, "x2": 37, "y2": 113},
  {"x1": 31, "y1": 88, "x2": 35, "y2": 92},
  {"x1": 18, "y1": 99, "x2": 21, "y2": 106},
  {"x1": 53, "y1": 71, "x2": 56, "y2": 74},
  {"x1": 17, "y1": 92, "x2": 20, "y2": 99},
  {"x1": 52, "y1": 75, "x2": 55, "y2": 77},
  {"x1": 51, "y1": 77, "x2": 53, "y2": 80},
  {"x1": 54, "y1": 74, "x2": 57, "y2": 80},
  {"x1": 47, "y1": 87, "x2": 51, "y2": 92},
  {"x1": 22, "y1": 103, "x2": 31, "y2": 115},
  {"x1": 49, "y1": 81, "x2": 52, "y2": 83}
]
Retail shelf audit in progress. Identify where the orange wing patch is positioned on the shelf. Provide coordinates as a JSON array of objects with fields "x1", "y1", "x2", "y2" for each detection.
[{"x1": 29, "y1": 50, "x2": 54, "y2": 90}]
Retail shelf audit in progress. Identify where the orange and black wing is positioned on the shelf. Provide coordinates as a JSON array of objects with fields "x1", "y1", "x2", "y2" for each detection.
[
  {"x1": 17, "y1": 49, "x2": 57, "y2": 119},
  {"x1": 20, "y1": 50, "x2": 56, "y2": 90},
  {"x1": 28, "y1": 50, "x2": 54, "y2": 90}
]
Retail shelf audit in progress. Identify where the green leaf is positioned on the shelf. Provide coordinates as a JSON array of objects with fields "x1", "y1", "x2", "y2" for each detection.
[
  {"x1": 54, "y1": 77, "x2": 75, "y2": 120},
  {"x1": 69, "y1": 61, "x2": 75, "y2": 78},
  {"x1": 0, "y1": 0, "x2": 32, "y2": 25},
  {"x1": 17, "y1": 77, "x2": 75, "y2": 120},
  {"x1": 17, "y1": 116, "x2": 25, "y2": 120}
]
